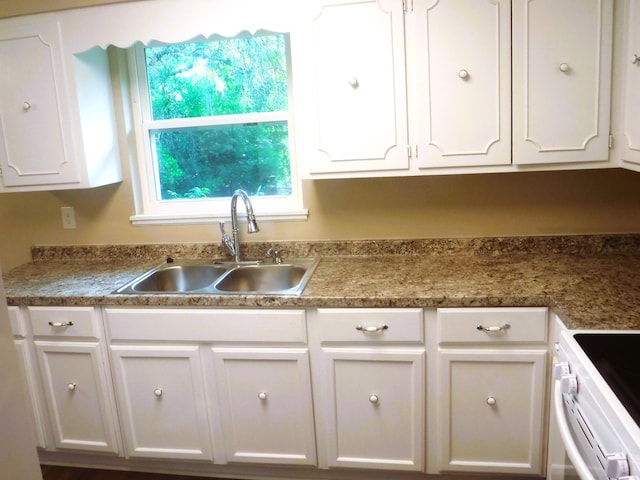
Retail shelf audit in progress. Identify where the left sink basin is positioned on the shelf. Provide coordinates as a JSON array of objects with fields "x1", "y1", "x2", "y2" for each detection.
[{"x1": 115, "y1": 261, "x2": 229, "y2": 293}]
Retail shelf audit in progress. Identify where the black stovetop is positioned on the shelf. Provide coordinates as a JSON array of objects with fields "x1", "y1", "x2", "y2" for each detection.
[{"x1": 575, "y1": 333, "x2": 640, "y2": 427}]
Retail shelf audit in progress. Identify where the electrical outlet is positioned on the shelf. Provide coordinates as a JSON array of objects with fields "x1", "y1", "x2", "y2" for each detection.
[{"x1": 61, "y1": 207, "x2": 76, "y2": 229}]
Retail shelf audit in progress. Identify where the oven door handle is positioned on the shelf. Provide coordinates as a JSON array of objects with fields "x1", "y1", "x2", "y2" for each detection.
[{"x1": 553, "y1": 379, "x2": 597, "y2": 480}]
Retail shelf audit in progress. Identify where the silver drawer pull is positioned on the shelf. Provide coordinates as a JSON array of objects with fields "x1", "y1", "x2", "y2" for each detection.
[
  {"x1": 355, "y1": 324, "x2": 389, "y2": 333},
  {"x1": 48, "y1": 321, "x2": 74, "y2": 328},
  {"x1": 476, "y1": 324, "x2": 510, "y2": 333}
]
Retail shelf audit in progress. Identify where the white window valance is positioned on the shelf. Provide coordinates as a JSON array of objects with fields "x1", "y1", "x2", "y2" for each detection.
[{"x1": 55, "y1": 0, "x2": 317, "y2": 52}]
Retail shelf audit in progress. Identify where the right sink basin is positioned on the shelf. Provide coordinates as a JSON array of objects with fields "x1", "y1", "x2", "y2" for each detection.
[{"x1": 214, "y1": 263, "x2": 309, "y2": 294}]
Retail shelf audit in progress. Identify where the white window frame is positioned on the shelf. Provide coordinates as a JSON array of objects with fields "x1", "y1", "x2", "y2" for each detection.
[{"x1": 127, "y1": 37, "x2": 307, "y2": 226}]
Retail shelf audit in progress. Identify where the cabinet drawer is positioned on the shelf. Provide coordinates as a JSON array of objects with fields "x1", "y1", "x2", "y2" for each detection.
[
  {"x1": 28, "y1": 306, "x2": 101, "y2": 338},
  {"x1": 438, "y1": 307, "x2": 547, "y2": 344},
  {"x1": 105, "y1": 308, "x2": 306, "y2": 343},
  {"x1": 315, "y1": 309, "x2": 423, "y2": 343},
  {"x1": 8, "y1": 306, "x2": 26, "y2": 337}
]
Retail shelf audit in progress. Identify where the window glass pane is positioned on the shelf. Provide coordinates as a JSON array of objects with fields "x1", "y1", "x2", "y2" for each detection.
[
  {"x1": 144, "y1": 34, "x2": 289, "y2": 120},
  {"x1": 152, "y1": 122, "x2": 292, "y2": 200}
]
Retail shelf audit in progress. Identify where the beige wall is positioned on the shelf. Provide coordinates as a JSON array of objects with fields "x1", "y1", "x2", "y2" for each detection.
[
  {"x1": 2, "y1": 0, "x2": 640, "y2": 272},
  {"x1": 2, "y1": 167, "x2": 640, "y2": 271}
]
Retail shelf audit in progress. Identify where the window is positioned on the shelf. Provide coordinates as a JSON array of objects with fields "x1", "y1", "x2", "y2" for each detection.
[{"x1": 129, "y1": 32, "x2": 306, "y2": 225}]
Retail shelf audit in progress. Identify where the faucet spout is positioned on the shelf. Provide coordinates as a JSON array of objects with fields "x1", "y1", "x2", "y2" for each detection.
[{"x1": 222, "y1": 189, "x2": 259, "y2": 263}]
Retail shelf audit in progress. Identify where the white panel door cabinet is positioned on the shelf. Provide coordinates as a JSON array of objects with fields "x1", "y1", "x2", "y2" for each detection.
[
  {"x1": 212, "y1": 348, "x2": 316, "y2": 465},
  {"x1": 29, "y1": 306, "x2": 120, "y2": 454},
  {"x1": 618, "y1": 0, "x2": 640, "y2": 170},
  {"x1": 293, "y1": 0, "x2": 409, "y2": 175},
  {"x1": 434, "y1": 307, "x2": 548, "y2": 476},
  {"x1": 110, "y1": 345, "x2": 212, "y2": 460},
  {"x1": 512, "y1": 0, "x2": 614, "y2": 165},
  {"x1": 309, "y1": 308, "x2": 425, "y2": 471},
  {"x1": 0, "y1": 17, "x2": 121, "y2": 191},
  {"x1": 9, "y1": 306, "x2": 48, "y2": 449},
  {"x1": 411, "y1": 0, "x2": 511, "y2": 168}
]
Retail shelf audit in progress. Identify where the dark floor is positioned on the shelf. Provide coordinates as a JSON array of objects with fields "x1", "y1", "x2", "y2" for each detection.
[{"x1": 40, "y1": 465, "x2": 215, "y2": 480}]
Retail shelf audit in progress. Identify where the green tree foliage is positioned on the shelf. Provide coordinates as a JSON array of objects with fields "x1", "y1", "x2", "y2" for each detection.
[{"x1": 144, "y1": 34, "x2": 292, "y2": 200}]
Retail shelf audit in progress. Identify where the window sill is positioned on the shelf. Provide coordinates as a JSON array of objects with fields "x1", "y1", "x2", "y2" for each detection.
[{"x1": 130, "y1": 209, "x2": 308, "y2": 226}]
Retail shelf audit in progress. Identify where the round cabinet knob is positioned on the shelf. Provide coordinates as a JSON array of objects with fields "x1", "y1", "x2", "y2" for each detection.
[
  {"x1": 561, "y1": 374, "x2": 578, "y2": 395},
  {"x1": 559, "y1": 63, "x2": 570, "y2": 73},
  {"x1": 258, "y1": 391, "x2": 267, "y2": 400},
  {"x1": 154, "y1": 388, "x2": 163, "y2": 397},
  {"x1": 458, "y1": 69, "x2": 469, "y2": 79},
  {"x1": 604, "y1": 452, "x2": 629, "y2": 479},
  {"x1": 22, "y1": 102, "x2": 31, "y2": 111},
  {"x1": 633, "y1": 54, "x2": 640, "y2": 65},
  {"x1": 369, "y1": 394, "x2": 379, "y2": 404},
  {"x1": 486, "y1": 396, "x2": 497, "y2": 406},
  {"x1": 348, "y1": 77, "x2": 359, "y2": 88},
  {"x1": 67, "y1": 382, "x2": 77, "y2": 391}
]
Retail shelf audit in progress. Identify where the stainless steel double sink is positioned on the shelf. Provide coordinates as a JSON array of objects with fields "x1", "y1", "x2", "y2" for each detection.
[{"x1": 114, "y1": 257, "x2": 319, "y2": 296}]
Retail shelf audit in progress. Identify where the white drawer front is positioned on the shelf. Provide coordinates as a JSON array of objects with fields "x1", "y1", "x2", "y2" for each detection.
[
  {"x1": 28, "y1": 306, "x2": 101, "y2": 338},
  {"x1": 105, "y1": 308, "x2": 306, "y2": 343},
  {"x1": 315, "y1": 308, "x2": 423, "y2": 343},
  {"x1": 8, "y1": 306, "x2": 26, "y2": 337},
  {"x1": 438, "y1": 307, "x2": 547, "y2": 344}
]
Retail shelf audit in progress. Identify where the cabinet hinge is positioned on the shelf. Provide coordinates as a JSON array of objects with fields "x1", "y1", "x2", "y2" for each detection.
[
  {"x1": 407, "y1": 144, "x2": 418, "y2": 159},
  {"x1": 403, "y1": 0, "x2": 413, "y2": 13},
  {"x1": 609, "y1": 134, "x2": 613, "y2": 149}
]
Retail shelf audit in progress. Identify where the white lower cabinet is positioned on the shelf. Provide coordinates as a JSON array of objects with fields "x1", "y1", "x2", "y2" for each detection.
[
  {"x1": 9, "y1": 307, "x2": 47, "y2": 449},
  {"x1": 433, "y1": 307, "x2": 548, "y2": 476},
  {"x1": 109, "y1": 345, "x2": 212, "y2": 460},
  {"x1": 212, "y1": 348, "x2": 316, "y2": 465},
  {"x1": 29, "y1": 306, "x2": 120, "y2": 454},
  {"x1": 309, "y1": 308, "x2": 425, "y2": 471}
]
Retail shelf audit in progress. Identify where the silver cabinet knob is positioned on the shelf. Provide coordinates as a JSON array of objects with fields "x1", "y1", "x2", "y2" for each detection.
[
  {"x1": 258, "y1": 391, "x2": 267, "y2": 400},
  {"x1": 369, "y1": 394, "x2": 379, "y2": 404},
  {"x1": 634, "y1": 54, "x2": 640, "y2": 65},
  {"x1": 67, "y1": 382, "x2": 77, "y2": 391},
  {"x1": 486, "y1": 396, "x2": 496, "y2": 406},
  {"x1": 154, "y1": 388, "x2": 163, "y2": 397},
  {"x1": 458, "y1": 69, "x2": 469, "y2": 79},
  {"x1": 348, "y1": 77, "x2": 359, "y2": 88},
  {"x1": 559, "y1": 63, "x2": 570, "y2": 72}
]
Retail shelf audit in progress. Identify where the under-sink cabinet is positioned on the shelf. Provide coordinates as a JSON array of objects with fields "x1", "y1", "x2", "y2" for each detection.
[
  {"x1": 28, "y1": 306, "x2": 121, "y2": 454},
  {"x1": 308, "y1": 308, "x2": 426, "y2": 471},
  {"x1": 104, "y1": 307, "x2": 316, "y2": 466},
  {"x1": 432, "y1": 307, "x2": 549, "y2": 476}
]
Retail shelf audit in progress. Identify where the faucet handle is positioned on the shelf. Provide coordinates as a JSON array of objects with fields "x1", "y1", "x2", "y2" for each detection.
[
  {"x1": 219, "y1": 221, "x2": 235, "y2": 256},
  {"x1": 266, "y1": 247, "x2": 282, "y2": 264}
]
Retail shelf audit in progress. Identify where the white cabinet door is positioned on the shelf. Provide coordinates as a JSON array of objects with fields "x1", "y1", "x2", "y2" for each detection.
[
  {"x1": 212, "y1": 348, "x2": 316, "y2": 465},
  {"x1": 512, "y1": 0, "x2": 613, "y2": 165},
  {"x1": 437, "y1": 350, "x2": 547, "y2": 475},
  {"x1": 619, "y1": 0, "x2": 640, "y2": 170},
  {"x1": 319, "y1": 348, "x2": 425, "y2": 471},
  {"x1": 110, "y1": 345, "x2": 213, "y2": 460},
  {"x1": 35, "y1": 341, "x2": 120, "y2": 453},
  {"x1": 295, "y1": 0, "x2": 409, "y2": 175},
  {"x1": 14, "y1": 339, "x2": 48, "y2": 449},
  {"x1": 411, "y1": 0, "x2": 511, "y2": 168},
  {"x1": 0, "y1": 20, "x2": 78, "y2": 187}
]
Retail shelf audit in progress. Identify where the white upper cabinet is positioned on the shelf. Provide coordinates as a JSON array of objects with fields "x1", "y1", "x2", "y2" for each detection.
[
  {"x1": 292, "y1": 0, "x2": 409, "y2": 175},
  {"x1": 411, "y1": 0, "x2": 511, "y2": 168},
  {"x1": 0, "y1": 17, "x2": 122, "y2": 192},
  {"x1": 512, "y1": 0, "x2": 614, "y2": 165},
  {"x1": 618, "y1": 0, "x2": 640, "y2": 170}
]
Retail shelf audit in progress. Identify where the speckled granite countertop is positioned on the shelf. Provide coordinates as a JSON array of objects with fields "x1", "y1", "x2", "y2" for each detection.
[{"x1": 4, "y1": 235, "x2": 640, "y2": 330}]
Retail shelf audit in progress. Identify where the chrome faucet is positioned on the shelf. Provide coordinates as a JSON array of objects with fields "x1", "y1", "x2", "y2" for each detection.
[{"x1": 219, "y1": 189, "x2": 259, "y2": 263}]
